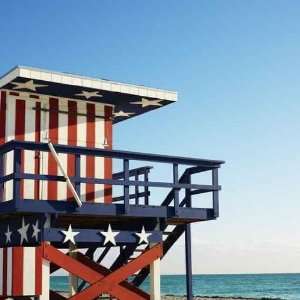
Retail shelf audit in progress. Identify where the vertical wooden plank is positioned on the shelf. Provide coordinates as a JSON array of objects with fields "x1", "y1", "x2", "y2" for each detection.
[
  {"x1": 144, "y1": 170, "x2": 149, "y2": 205},
  {"x1": 12, "y1": 247, "x2": 23, "y2": 295},
  {"x1": 23, "y1": 247, "x2": 35, "y2": 295},
  {"x1": 47, "y1": 98, "x2": 59, "y2": 201},
  {"x1": 123, "y1": 159, "x2": 129, "y2": 214},
  {"x1": 69, "y1": 245, "x2": 78, "y2": 297},
  {"x1": 212, "y1": 168, "x2": 219, "y2": 218},
  {"x1": 104, "y1": 106, "x2": 113, "y2": 203},
  {"x1": 86, "y1": 103, "x2": 95, "y2": 202},
  {"x1": 173, "y1": 163, "x2": 179, "y2": 216},
  {"x1": 13, "y1": 149, "x2": 21, "y2": 209},
  {"x1": 135, "y1": 172, "x2": 139, "y2": 205},
  {"x1": 40, "y1": 215, "x2": 51, "y2": 300},
  {"x1": 185, "y1": 224, "x2": 193, "y2": 300},
  {"x1": 34, "y1": 102, "x2": 41, "y2": 200},
  {"x1": 150, "y1": 256, "x2": 160, "y2": 300},
  {"x1": 57, "y1": 99, "x2": 68, "y2": 201},
  {"x1": 74, "y1": 154, "x2": 81, "y2": 198}
]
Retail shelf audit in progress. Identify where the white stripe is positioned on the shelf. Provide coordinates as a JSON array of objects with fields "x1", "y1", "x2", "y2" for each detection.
[
  {"x1": 23, "y1": 247, "x2": 35, "y2": 295},
  {"x1": 24, "y1": 100, "x2": 36, "y2": 200},
  {"x1": 6, "y1": 248, "x2": 12, "y2": 296},
  {"x1": 4, "y1": 97, "x2": 16, "y2": 201},
  {"x1": 77, "y1": 102, "x2": 87, "y2": 202},
  {"x1": 57, "y1": 99, "x2": 68, "y2": 201},
  {"x1": 94, "y1": 108, "x2": 105, "y2": 203},
  {"x1": 40, "y1": 258, "x2": 50, "y2": 300},
  {"x1": 0, "y1": 249, "x2": 3, "y2": 295},
  {"x1": 40, "y1": 98, "x2": 49, "y2": 200}
]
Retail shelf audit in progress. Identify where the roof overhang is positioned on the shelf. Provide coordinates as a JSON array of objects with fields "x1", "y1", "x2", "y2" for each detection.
[{"x1": 0, "y1": 66, "x2": 177, "y2": 123}]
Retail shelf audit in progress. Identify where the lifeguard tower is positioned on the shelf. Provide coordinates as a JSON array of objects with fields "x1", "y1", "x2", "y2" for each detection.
[{"x1": 0, "y1": 66, "x2": 224, "y2": 300}]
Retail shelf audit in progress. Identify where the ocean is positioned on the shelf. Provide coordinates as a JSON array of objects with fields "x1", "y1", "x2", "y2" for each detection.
[{"x1": 51, "y1": 273, "x2": 300, "y2": 299}]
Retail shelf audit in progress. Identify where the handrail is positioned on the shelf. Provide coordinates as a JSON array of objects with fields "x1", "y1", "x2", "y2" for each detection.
[
  {"x1": 0, "y1": 140, "x2": 223, "y2": 216},
  {"x1": 0, "y1": 140, "x2": 224, "y2": 167},
  {"x1": 113, "y1": 166, "x2": 152, "y2": 180}
]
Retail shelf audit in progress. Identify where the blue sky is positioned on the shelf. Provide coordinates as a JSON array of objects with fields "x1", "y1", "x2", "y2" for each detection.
[{"x1": 0, "y1": 0, "x2": 299, "y2": 274}]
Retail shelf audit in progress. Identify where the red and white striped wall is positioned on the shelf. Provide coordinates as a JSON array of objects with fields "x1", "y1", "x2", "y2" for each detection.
[
  {"x1": 0, "y1": 90, "x2": 113, "y2": 203},
  {"x1": 0, "y1": 246, "x2": 43, "y2": 297},
  {"x1": 0, "y1": 89, "x2": 113, "y2": 298}
]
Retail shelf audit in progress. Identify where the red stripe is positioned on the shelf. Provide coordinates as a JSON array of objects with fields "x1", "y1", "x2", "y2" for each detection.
[
  {"x1": 0, "y1": 92, "x2": 6, "y2": 202},
  {"x1": 9, "y1": 92, "x2": 19, "y2": 96},
  {"x1": 86, "y1": 103, "x2": 95, "y2": 202},
  {"x1": 48, "y1": 98, "x2": 59, "y2": 200},
  {"x1": 13, "y1": 100, "x2": 26, "y2": 295},
  {"x1": 104, "y1": 106, "x2": 113, "y2": 203},
  {"x1": 15, "y1": 100, "x2": 26, "y2": 198},
  {"x1": 67, "y1": 101, "x2": 77, "y2": 201},
  {"x1": 0, "y1": 91, "x2": 6, "y2": 145},
  {"x1": 2, "y1": 248, "x2": 7, "y2": 296},
  {"x1": 35, "y1": 246, "x2": 42, "y2": 295},
  {"x1": 34, "y1": 102, "x2": 41, "y2": 200},
  {"x1": 15, "y1": 100, "x2": 25, "y2": 141},
  {"x1": 12, "y1": 247, "x2": 23, "y2": 295}
]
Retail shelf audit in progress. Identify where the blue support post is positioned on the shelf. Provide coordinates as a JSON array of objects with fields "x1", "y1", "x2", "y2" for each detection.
[
  {"x1": 0, "y1": 152, "x2": 3, "y2": 202},
  {"x1": 185, "y1": 223, "x2": 193, "y2": 300},
  {"x1": 124, "y1": 159, "x2": 130, "y2": 214},
  {"x1": 173, "y1": 163, "x2": 179, "y2": 216},
  {"x1": 212, "y1": 168, "x2": 219, "y2": 218},
  {"x1": 185, "y1": 173, "x2": 193, "y2": 300},
  {"x1": 13, "y1": 148, "x2": 21, "y2": 209}
]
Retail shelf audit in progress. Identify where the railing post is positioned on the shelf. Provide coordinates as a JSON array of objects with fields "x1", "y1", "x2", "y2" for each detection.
[
  {"x1": 144, "y1": 169, "x2": 149, "y2": 206},
  {"x1": 185, "y1": 172, "x2": 191, "y2": 208},
  {"x1": 13, "y1": 148, "x2": 21, "y2": 209},
  {"x1": 212, "y1": 168, "x2": 219, "y2": 218},
  {"x1": 123, "y1": 159, "x2": 130, "y2": 214},
  {"x1": 173, "y1": 163, "x2": 179, "y2": 216},
  {"x1": 0, "y1": 152, "x2": 3, "y2": 202},
  {"x1": 74, "y1": 154, "x2": 81, "y2": 198},
  {"x1": 135, "y1": 171, "x2": 139, "y2": 205}
]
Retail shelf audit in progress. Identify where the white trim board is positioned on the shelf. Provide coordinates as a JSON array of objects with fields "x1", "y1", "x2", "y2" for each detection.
[{"x1": 0, "y1": 66, "x2": 178, "y2": 101}]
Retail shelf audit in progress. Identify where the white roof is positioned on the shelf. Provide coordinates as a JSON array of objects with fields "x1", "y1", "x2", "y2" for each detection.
[{"x1": 0, "y1": 66, "x2": 178, "y2": 101}]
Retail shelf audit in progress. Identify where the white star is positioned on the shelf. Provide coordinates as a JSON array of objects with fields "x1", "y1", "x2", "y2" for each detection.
[
  {"x1": 100, "y1": 224, "x2": 119, "y2": 246},
  {"x1": 135, "y1": 226, "x2": 152, "y2": 245},
  {"x1": 113, "y1": 110, "x2": 135, "y2": 118},
  {"x1": 75, "y1": 90, "x2": 103, "y2": 99},
  {"x1": 32, "y1": 220, "x2": 41, "y2": 242},
  {"x1": 60, "y1": 224, "x2": 80, "y2": 245},
  {"x1": 11, "y1": 80, "x2": 47, "y2": 91},
  {"x1": 18, "y1": 217, "x2": 30, "y2": 245},
  {"x1": 131, "y1": 98, "x2": 163, "y2": 108},
  {"x1": 5, "y1": 225, "x2": 12, "y2": 244}
]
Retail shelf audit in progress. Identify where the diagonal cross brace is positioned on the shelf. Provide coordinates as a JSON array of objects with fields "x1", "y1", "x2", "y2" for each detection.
[
  {"x1": 43, "y1": 243, "x2": 162, "y2": 300},
  {"x1": 75, "y1": 252, "x2": 150, "y2": 299},
  {"x1": 68, "y1": 243, "x2": 162, "y2": 300},
  {"x1": 43, "y1": 243, "x2": 144, "y2": 300}
]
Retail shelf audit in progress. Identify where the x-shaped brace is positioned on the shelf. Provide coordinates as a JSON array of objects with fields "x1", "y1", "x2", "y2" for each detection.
[{"x1": 43, "y1": 243, "x2": 162, "y2": 300}]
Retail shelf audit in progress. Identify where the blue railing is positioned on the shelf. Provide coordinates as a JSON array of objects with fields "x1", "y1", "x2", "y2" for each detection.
[{"x1": 0, "y1": 140, "x2": 224, "y2": 218}]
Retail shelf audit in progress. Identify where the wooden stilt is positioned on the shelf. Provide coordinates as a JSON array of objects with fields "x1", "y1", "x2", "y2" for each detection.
[
  {"x1": 39, "y1": 259, "x2": 50, "y2": 300},
  {"x1": 150, "y1": 253, "x2": 160, "y2": 300},
  {"x1": 185, "y1": 224, "x2": 193, "y2": 300},
  {"x1": 69, "y1": 244, "x2": 78, "y2": 297},
  {"x1": 150, "y1": 221, "x2": 161, "y2": 300},
  {"x1": 40, "y1": 215, "x2": 51, "y2": 300}
]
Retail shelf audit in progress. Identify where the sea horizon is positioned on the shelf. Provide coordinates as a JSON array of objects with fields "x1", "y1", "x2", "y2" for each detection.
[{"x1": 51, "y1": 273, "x2": 300, "y2": 299}]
